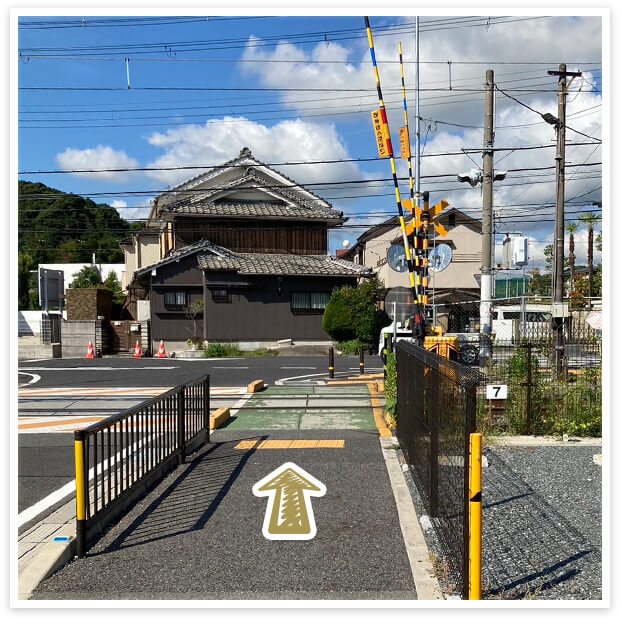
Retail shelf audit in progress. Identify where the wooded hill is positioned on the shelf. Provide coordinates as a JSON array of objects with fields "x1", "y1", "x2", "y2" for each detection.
[{"x1": 18, "y1": 180, "x2": 137, "y2": 265}]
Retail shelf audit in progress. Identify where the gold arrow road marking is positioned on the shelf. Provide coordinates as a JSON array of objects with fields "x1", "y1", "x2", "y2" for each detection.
[{"x1": 253, "y1": 462, "x2": 326, "y2": 540}]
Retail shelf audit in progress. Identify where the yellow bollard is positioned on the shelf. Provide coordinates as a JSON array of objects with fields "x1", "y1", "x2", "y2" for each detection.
[
  {"x1": 469, "y1": 432, "x2": 482, "y2": 600},
  {"x1": 74, "y1": 433, "x2": 87, "y2": 557}
]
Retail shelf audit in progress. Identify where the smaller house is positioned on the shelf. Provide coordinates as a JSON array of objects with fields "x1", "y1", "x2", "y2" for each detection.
[
  {"x1": 340, "y1": 207, "x2": 482, "y2": 304},
  {"x1": 132, "y1": 239, "x2": 371, "y2": 352}
]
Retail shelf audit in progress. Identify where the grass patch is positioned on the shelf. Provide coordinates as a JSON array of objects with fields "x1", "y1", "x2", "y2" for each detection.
[{"x1": 203, "y1": 343, "x2": 278, "y2": 358}]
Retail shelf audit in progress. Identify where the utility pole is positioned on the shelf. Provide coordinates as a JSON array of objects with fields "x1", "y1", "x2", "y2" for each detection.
[
  {"x1": 547, "y1": 63, "x2": 581, "y2": 373},
  {"x1": 479, "y1": 69, "x2": 494, "y2": 370}
]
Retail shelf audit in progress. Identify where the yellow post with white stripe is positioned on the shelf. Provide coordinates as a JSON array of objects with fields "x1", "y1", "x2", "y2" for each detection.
[{"x1": 469, "y1": 432, "x2": 483, "y2": 599}]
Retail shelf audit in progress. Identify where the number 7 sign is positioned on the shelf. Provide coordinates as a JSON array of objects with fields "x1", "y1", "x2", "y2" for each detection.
[{"x1": 486, "y1": 384, "x2": 508, "y2": 400}]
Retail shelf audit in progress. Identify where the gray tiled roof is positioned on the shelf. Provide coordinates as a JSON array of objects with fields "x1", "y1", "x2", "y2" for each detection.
[
  {"x1": 157, "y1": 150, "x2": 344, "y2": 223},
  {"x1": 197, "y1": 249, "x2": 373, "y2": 278},
  {"x1": 134, "y1": 238, "x2": 226, "y2": 276},
  {"x1": 162, "y1": 199, "x2": 342, "y2": 221}
]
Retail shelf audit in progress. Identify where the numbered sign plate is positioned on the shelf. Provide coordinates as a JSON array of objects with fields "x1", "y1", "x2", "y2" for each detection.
[{"x1": 486, "y1": 384, "x2": 508, "y2": 400}]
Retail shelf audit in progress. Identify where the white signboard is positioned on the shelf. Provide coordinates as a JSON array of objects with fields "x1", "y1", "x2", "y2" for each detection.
[{"x1": 487, "y1": 384, "x2": 508, "y2": 400}]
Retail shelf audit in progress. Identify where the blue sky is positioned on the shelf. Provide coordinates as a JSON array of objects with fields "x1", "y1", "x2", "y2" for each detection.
[{"x1": 16, "y1": 10, "x2": 604, "y2": 269}]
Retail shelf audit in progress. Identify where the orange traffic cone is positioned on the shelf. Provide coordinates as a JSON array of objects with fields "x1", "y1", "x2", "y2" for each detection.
[
  {"x1": 85, "y1": 341, "x2": 95, "y2": 359},
  {"x1": 157, "y1": 340, "x2": 166, "y2": 358},
  {"x1": 133, "y1": 339, "x2": 142, "y2": 358}
]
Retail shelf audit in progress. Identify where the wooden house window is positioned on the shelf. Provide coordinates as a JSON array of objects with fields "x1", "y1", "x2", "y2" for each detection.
[
  {"x1": 164, "y1": 291, "x2": 187, "y2": 309},
  {"x1": 211, "y1": 288, "x2": 231, "y2": 303},
  {"x1": 291, "y1": 292, "x2": 330, "y2": 314}
]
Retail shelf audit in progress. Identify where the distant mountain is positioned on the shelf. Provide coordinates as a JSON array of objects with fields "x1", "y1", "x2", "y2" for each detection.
[{"x1": 18, "y1": 181, "x2": 136, "y2": 265}]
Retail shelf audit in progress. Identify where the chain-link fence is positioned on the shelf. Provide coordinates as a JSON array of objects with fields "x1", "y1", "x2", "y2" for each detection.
[
  {"x1": 395, "y1": 340, "x2": 482, "y2": 598},
  {"x1": 429, "y1": 298, "x2": 602, "y2": 437}
]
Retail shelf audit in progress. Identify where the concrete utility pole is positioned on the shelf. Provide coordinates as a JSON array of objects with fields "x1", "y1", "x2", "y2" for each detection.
[
  {"x1": 547, "y1": 63, "x2": 581, "y2": 372},
  {"x1": 479, "y1": 69, "x2": 495, "y2": 369}
]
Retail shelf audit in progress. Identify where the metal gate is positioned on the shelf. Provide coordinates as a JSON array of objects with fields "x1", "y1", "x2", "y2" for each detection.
[{"x1": 108, "y1": 320, "x2": 131, "y2": 352}]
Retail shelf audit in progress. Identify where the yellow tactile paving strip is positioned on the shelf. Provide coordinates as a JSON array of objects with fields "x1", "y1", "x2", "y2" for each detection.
[
  {"x1": 234, "y1": 439, "x2": 345, "y2": 450},
  {"x1": 367, "y1": 381, "x2": 392, "y2": 438}
]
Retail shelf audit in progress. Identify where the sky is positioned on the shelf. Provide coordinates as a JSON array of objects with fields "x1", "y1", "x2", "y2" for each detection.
[{"x1": 15, "y1": 8, "x2": 605, "y2": 272}]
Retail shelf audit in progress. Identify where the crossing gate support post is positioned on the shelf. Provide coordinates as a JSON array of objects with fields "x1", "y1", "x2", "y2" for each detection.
[{"x1": 468, "y1": 432, "x2": 483, "y2": 600}]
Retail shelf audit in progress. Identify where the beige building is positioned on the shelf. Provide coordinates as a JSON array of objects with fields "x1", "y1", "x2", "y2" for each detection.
[
  {"x1": 341, "y1": 208, "x2": 482, "y2": 303},
  {"x1": 119, "y1": 229, "x2": 160, "y2": 290}
]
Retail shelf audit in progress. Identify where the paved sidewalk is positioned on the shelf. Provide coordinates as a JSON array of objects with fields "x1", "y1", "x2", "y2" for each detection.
[{"x1": 21, "y1": 383, "x2": 440, "y2": 601}]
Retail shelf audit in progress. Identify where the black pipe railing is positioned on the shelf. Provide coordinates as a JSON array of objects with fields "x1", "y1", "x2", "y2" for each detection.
[{"x1": 74, "y1": 374, "x2": 210, "y2": 557}]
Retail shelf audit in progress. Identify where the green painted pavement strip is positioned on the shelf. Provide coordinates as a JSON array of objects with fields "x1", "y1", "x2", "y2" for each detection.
[{"x1": 215, "y1": 383, "x2": 377, "y2": 431}]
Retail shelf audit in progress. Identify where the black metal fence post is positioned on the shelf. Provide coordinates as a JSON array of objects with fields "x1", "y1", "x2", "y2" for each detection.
[
  {"x1": 359, "y1": 347, "x2": 365, "y2": 375},
  {"x1": 525, "y1": 344, "x2": 533, "y2": 435},
  {"x1": 328, "y1": 346, "x2": 335, "y2": 379},
  {"x1": 429, "y1": 368, "x2": 440, "y2": 518},
  {"x1": 204, "y1": 375, "x2": 210, "y2": 445},
  {"x1": 178, "y1": 387, "x2": 186, "y2": 464}
]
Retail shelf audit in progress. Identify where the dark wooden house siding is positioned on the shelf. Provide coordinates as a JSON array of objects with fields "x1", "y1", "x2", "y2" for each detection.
[
  {"x1": 174, "y1": 219, "x2": 327, "y2": 255},
  {"x1": 147, "y1": 253, "x2": 357, "y2": 343},
  {"x1": 203, "y1": 272, "x2": 353, "y2": 342},
  {"x1": 149, "y1": 255, "x2": 204, "y2": 342}
]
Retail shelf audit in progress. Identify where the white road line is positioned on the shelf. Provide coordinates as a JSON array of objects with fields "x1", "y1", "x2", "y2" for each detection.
[
  {"x1": 212, "y1": 366, "x2": 249, "y2": 369},
  {"x1": 18, "y1": 430, "x2": 159, "y2": 528},
  {"x1": 18, "y1": 372, "x2": 41, "y2": 386},
  {"x1": 18, "y1": 366, "x2": 180, "y2": 371},
  {"x1": 18, "y1": 479, "x2": 77, "y2": 528},
  {"x1": 227, "y1": 393, "x2": 254, "y2": 417}
]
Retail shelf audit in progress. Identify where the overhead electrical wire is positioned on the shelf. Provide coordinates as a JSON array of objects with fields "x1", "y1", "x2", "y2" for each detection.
[{"x1": 19, "y1": 16, "x2": 553, "y2": 56}]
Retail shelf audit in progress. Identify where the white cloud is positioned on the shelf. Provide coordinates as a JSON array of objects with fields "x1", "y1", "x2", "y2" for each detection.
[
  {"x1": 145, "y1": 116, "x2": 369, "y2": 194},
  {"x1": 55, "y1": 145, "x2": 138, "y2": 183},
  {"x1": 109, "y1": 199, "x2": 151, "y2": 222},
  {"x1": 237, "y1": 17, "x2": 602, "y2": 252}
]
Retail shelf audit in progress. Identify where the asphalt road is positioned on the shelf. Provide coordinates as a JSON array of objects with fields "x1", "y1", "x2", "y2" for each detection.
[{"x1": 18, "y1": 355, "x2": 382, "y2": 390}]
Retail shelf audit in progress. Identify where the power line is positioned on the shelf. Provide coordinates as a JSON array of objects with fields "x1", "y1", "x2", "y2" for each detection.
[
  {"x1": 496, "y1": 85, "x2": 602, "y2": 142},
  {"x1": 17, "y1": 144, "x2": 601, "y2": 176},
  {"x1": 19, "y1": 16, "x2": 552, "y2": 56}
]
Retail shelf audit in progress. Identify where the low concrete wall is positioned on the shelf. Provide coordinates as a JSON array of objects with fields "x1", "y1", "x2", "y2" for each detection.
[{"x1": 61, "y1": 320, "x2": 106, "y2": 359}]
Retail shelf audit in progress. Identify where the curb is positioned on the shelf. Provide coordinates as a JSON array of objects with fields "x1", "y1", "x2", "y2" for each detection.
[
  {"x1": 18, "y1": 510, "x2": 77, "y2": 600},
  {"x1": 380, "y1": 437, "x2": 443, "y2": 600}
]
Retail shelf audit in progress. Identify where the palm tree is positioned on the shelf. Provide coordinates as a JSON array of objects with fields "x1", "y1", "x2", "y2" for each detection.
[
  {"x1": 577, "y1": 212, "x2": 602, "y2": 305},
  {"x1": 565, "y1": 222, "x2": 579, "y2": 293}
]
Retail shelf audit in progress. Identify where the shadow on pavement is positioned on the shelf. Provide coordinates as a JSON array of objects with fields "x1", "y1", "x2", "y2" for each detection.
[{"x1": 89, "y1": 435, "x2": 267, "y2": 555}]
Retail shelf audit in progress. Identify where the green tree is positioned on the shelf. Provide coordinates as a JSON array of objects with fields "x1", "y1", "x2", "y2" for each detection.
[
  {"x1": 565, "y1": 222, "x2": 579, "y2": 293},
  {"x1": 70, "y1": 266, "x2": 103, "y2": 289},
  {"x1": 323, "y1": 279, "x2": 390, "y2": 351},
  {"x1": 528, "y1": 268, "x2": 551, "y2": 296},
  {"x1": 18, "y1": 253, "x2": 36, "y2": 310},
  {"x1": 578, "y1": 212, "x2": 602, "y2": 303},
  {"x1": 18, "y1": 181, "x2": 131, "y2": 264}
]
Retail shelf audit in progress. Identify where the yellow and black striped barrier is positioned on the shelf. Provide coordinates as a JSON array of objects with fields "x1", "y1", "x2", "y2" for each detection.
[{"x1": 364, "y1": 16, "x2": 425, "y2": 340}]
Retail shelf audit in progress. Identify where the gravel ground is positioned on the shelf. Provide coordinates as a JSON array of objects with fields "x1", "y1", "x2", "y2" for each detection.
[{"x1": 398, "y1": 441, "x2": 603, "y2": 600}]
